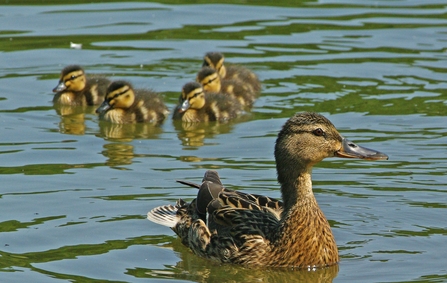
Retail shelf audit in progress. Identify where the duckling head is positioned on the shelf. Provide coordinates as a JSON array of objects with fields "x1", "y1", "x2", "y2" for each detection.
[
  {"x1": 53, "y1": 65, "x2": 87, "y2": 92},
  {"x1": 196, "y1": 67, "x2": 222, "y2": 93},
  {"x1": 96, "y1": 80, "x2": 135, "y2": 114},
  {"x1": 177, "y1": 82, "x2": 206, "y2": 113},
  {"x1": 275, "y1": 112, "x2": 388, "y2": 185},
  {"x1": 202, "y1": 52, "x2": 226, "y2": 78}
]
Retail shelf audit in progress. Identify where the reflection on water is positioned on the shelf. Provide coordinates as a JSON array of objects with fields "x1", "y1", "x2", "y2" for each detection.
[
  {"x1": 136, "y1": 239, "x2": 339, "y2": 283},
  {"x1": 97, "y1": 121, "x2": 165, "y2": 141},
  {"x1": 102, "y1": 142, "x2": 135, "y2": 167},
  {"x1": 57, "y1": 113, "x2": 86, "y2": 135},
  {"x1": 173, "y1": 114, "x2": 251, "y2": 147}
]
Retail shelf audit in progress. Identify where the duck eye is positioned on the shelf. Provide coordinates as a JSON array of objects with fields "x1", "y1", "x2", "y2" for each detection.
[{"x1": 313, "y1": 128, "x2": 325, "y2": 137}]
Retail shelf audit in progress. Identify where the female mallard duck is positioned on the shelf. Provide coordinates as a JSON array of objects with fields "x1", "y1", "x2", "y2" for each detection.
[
  {"x1": 148, "y1": 112, "x2": 388, "y2": 268},
  {"x1": 96, "y1": 80, "x2": 169, "y2": 124},
  {"x1": 202, "y1": 51, "x2": 261, "y2": 93},
  {"x1": 52, "y1": 65, "x2": 110, "y2": 106},
  {"x1": 173, "y1": 82, "x2": 243, "y2": 123},
  {"x1": 196, "y1": 67, "x2": 257, "y2": 108}
]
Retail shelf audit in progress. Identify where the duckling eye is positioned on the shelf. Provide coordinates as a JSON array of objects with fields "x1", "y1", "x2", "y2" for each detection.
[
  {"x1": 313, "y1": 128, "x2": 325, "y2": 137},
  {"x1": 192, "y1": 91, "x2": 202, "y2": 98}
]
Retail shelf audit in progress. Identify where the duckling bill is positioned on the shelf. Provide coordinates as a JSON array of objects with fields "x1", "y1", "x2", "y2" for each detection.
[{"x1": 148, "y1": 112, "x2": 388, "y2": 268}]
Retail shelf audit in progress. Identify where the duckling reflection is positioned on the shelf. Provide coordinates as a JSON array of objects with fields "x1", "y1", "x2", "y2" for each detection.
[
  {"x1": 97, "y1": 120, "x2": 164, "y2": 141},
  {"x1": 173, "y1": 113, "x2": 250, "y2": 147},
  {"x1": 52, "y1": 65, "x2": 110, "y2": 106},
  {"x1": 101, "y1": 142, "x2": 135, "y2": 167},
  {"x1": 57, "y1": 113, "x2": 86, "y2": 135}
]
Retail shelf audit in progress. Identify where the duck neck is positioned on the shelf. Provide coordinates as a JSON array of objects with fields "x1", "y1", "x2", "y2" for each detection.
[
  {"x1": 280, "y1": 168, "x2": 315, "y2": 213},
  {"x1": 274, "y1": 168, "x2": 339, "y2": 267}
]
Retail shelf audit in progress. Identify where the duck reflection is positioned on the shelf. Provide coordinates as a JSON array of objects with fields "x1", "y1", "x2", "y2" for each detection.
[
  {"x1": 54, "y1": 105, "x2": 94, "y2": 135},
  {"x1": 97, "y1": 121, "x2": 164, "y2": 141},
  {"x1": 101, "y1": 142, "x2": 135, "y2": 167},
  {"x1": 141, "y1": 239, "x2": 338, "y2": 283},
  {"x1": 173, "y1": 115, "x2": 250, "y2": 147}
]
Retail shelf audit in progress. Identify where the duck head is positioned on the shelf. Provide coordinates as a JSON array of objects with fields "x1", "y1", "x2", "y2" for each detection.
[
  {"x1": 202, "y1": 52, "x2": 226, "y2": 78},
  {"x1": 96, "y1": 80, "x2": 135, "y2": 114},
  {"x1": 177, "y1": 82, "x2": 206, "y2": 113},
  {"x1": 196, "y1": 67, "x2": 222, "y2": 93},
  {"x1": 275, "y1": 112, "x2": 388, "y2": 185},
  {"x1": 53, "y1": 65, "x2": 87, "y2": 92}
]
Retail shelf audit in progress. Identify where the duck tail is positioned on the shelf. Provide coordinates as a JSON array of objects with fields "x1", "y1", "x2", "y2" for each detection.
[{"x1": 147, "y1": 204, "x2": 179, "y2": 228}]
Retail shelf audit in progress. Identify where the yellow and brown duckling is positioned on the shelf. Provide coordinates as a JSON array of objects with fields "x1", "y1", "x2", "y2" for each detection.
[
  {"x1": 52, "y1": 65, "x2": 110, "y2": 106},
  {"x1": 148, "y1": 112, "x2": 388, "y2": 268},
  {"x1": 173, "y1": 82, "x2": 243, "y2": 123},
  {"x1": 196, "y1": 67, "x2": 257, "y2": 108},
  {"x1": 202, "y1": 51, "x2": 261, "y2": 93},
  {"x1": 96, "y1": 80, "x2": 169, "y2": 124}
]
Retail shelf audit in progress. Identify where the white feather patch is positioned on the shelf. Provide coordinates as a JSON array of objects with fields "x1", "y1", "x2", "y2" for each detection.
[{"x1": 147, "y1": 205, "x2": 179, "y2": 228}]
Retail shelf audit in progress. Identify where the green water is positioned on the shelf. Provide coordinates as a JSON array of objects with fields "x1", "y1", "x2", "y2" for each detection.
[{"x1": 0, "y1": 1, "x2": 446, "y2": 282}]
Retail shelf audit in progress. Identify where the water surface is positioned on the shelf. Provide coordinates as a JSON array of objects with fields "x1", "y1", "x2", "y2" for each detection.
[{"x1": 0, "y1": 1, "x2": 446, "y2": 282}]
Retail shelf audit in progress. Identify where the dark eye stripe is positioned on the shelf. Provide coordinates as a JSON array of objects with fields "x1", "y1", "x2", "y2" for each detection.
[
  {"x1": 191, "y1": 91, "x2": 202, "y2": 99},
  {"x1": 203, "y1": 76, "x2": 217, "y2": 86},
  {"x1": 65, "y1": 74, "x2": 82, "y2": 82},
  {"x1": 109, "y1": 88, "x2": 129, "y2": 101}
]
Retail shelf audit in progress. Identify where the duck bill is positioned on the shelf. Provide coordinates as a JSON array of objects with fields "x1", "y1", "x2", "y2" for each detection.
[
  {"x1": 179, "y1": 99, "x2": 190, "y2": 113},
  {"x1": 53, "y1": 81, "x2": 66, "y2": 92},
  {"x1": 335, "y1": 138, "x2": 388, "y2": 161},
  {"x1": 96, "y1": 100, "x2": 111, "y2": 114}
]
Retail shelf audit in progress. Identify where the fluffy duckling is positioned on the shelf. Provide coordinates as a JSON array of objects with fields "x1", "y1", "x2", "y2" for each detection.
[
  {"x1": 52, "y1": 65, "x2": 110, "y2": 106},
  {"x1": 96, "y1": 80, "x2": 169, "y2": 124},
  {"x1": 196, "y1": 67, "x2": 257, "y2": 108},
  {"x1": 148, "y1": 112, "x2": 389, "y2": 268},
  {"x1": 173, "y1": 82, "x2": 243, "y2": 123},
  {"x1": 202, "y1": 51, "x2": 261, "y2": 93}
]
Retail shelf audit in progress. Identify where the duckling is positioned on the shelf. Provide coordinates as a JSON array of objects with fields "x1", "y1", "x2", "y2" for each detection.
[
  {"x1": 196, "y1": 67, "x2": 257, "y2": 108},
  {"x1": 96, "y1": 80, "x2": 169, "y2": 124},
  {"x1": 173, "y1": 82, "x2": 243, "y2": 123},
  {"x1": 202, "y1": 51, "x2": 261, "y2": 93},
  {"x1": 52, "y1": 65, "x2": 110, "y2": 106},
  {"x1": 148, "y1": 112, "x2": 389, "y2": 268}
]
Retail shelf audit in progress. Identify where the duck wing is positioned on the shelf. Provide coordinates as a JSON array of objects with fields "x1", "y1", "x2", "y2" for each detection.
[
  {"x1": 189, "y1": 171, "x2": 282, "y2": 241},
  {"x1": 181, "y1": 170, "x2": 282, "y2": 217}
]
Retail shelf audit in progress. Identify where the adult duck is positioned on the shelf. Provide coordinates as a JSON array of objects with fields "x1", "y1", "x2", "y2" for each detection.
[{"x1": 148, "y1": 112, "x2": 388, "y2": 268}]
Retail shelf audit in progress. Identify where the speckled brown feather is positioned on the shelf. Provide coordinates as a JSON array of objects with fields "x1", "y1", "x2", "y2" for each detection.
[{"x1": 148, "y1": 112, "x2": 388, "y2": 268}]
